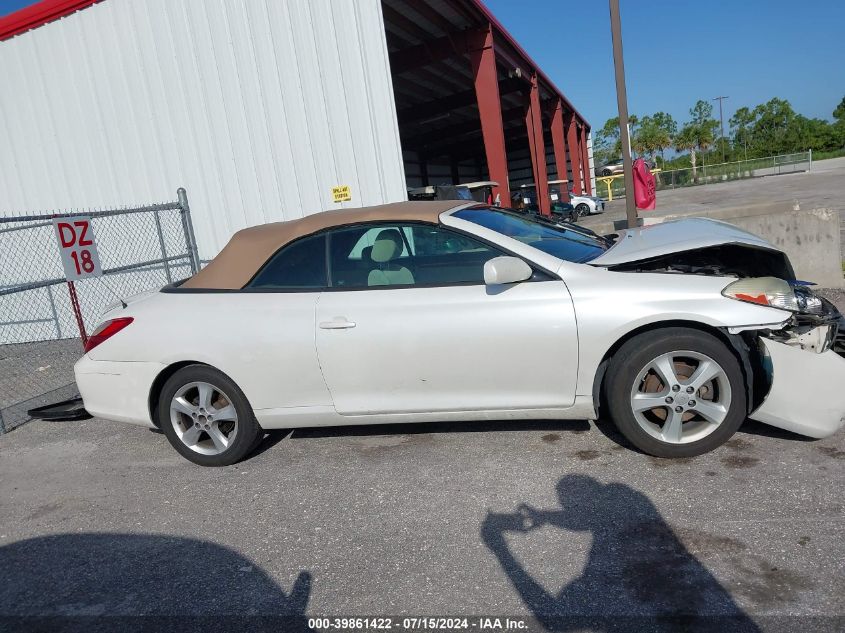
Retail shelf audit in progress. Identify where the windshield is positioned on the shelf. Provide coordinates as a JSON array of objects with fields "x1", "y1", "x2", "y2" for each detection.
[{"x1": 453, "y1": 207, "x2": 608, "y2": 263}]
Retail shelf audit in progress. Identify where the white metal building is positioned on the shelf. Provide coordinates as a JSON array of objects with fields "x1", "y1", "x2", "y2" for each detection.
[{"x1": 0, "y1": 0, "x2": 408, "y2": 259}]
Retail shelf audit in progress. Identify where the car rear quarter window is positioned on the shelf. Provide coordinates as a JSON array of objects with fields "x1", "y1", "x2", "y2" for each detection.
[{"x1": 247, "y1": 233, "x2": 327, "y2": 290}]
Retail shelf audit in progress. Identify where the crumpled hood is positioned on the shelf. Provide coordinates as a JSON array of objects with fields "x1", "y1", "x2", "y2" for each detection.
[{"x1": 590, "y1": 217, "x2": 781, "y2": 266}]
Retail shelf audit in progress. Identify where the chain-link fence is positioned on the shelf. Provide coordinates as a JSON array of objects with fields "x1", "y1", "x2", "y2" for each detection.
[
  {"x1": 595, "y1": 151, "x2": 812, "y2": 201},
  {"x1": 0, "y1": 188, "x2": 200, "y2": 434}
]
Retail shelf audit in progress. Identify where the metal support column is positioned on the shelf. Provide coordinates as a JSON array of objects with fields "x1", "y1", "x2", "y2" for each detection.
[
  {"x1": 153, "y1": 209, "x2": 173, "y2": 285},
  {"x1": 524, "y1": 73, "x2": 550, "y2": 215},
  {"x1": 580, "y1": 125, "x2": 592, "y2": 195},
  {"x1": 469, "y1": 25, "x2": 510, "y2": 206},
  {"x1": 550, "y1": 100, "x2": 571, "y2": 202},
  {"x1": 565, "y1": 112, "x2": 582, "y2": 195},
  {"x1": 177, "y1": 187, "x2": 201, "y2": 274}
]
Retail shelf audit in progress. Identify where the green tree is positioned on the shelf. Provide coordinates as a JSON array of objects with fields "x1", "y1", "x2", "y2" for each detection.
[
  {"x1": 632, "y1": 115, "x2": 671, "y2": 160},
  {"x1": 674, "y1": 125, "x2": 699, "y2": 179},
  {"x1": 833, "y1": 96, "x2": 845, "y2": 121},
  {"x1": 730, "y1": 106, "x2": 755, "y2": 159},
  {"x1": 648, "y1": 112, "x2": 677, "y2": 164},
  {"x1": 594, "y1": 116, "x2": 621, "y2": 165},
  {"x1": 594, "y1": 115, "x2": 641, "y2": 165},
  {"x1": 687, "y1": 100, "x2": 719, "y2": 164},
  {"x1": 749, "y1": 98, "x2": 797, "y2": 155},
  {"x1": 834, "y1": 97, "x2": 845, "y2": 149}
]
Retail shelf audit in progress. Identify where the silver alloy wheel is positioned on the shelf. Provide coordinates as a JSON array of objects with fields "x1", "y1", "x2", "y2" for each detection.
[
  {"x1": 169, "y1": 381, "x2": 239, "y2": 455},
  {"x1": 629, "y1": 350, "x2": 731, "y2": 445}
]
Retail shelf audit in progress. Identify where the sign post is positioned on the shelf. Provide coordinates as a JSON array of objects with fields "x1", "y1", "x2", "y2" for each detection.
[{"x1": 53, "y1": 216, "x2": 103, "y2": 345}]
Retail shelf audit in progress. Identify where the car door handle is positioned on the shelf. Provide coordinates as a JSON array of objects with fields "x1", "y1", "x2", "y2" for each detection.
[{"x1": 319, "y1": 318, "x2": 356, "y2": 330}]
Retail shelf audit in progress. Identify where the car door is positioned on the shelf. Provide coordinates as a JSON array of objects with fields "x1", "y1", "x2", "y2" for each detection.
[{"x1": 315, "y1": 222, "x2": 578, "y2": 416}]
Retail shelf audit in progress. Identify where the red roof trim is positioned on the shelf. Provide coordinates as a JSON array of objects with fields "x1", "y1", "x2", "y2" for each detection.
[{"x1": 0, "y1": 0, "x2": 102, "y2": 41}]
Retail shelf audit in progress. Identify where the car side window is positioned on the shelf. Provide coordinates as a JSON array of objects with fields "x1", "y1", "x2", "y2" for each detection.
[
  {"x1": 247, "y1": 233, "x2": 327, "y2": 290},
  {"x1": 327, "y1": 223, "x2": 506, "y2": 289}
]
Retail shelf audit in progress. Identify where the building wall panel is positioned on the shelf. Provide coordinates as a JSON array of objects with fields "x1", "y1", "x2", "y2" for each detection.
[{"x1": 0, "y1": 0, "x2": 407, "y2": 258}]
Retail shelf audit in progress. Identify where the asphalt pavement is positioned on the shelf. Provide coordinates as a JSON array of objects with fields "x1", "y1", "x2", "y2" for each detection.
[{"x1": 1, "y1": 386, "x2": 844, "y2": 631}]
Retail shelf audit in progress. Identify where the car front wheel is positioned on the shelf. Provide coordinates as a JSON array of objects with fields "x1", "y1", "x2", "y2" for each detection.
[
  {"x1": 576, "y1": 203, "x2": 591, "y2": 216},
  {"x1": 605, "y1": 328, "x2": 746, "y2": 458},
  {"x1": 158, "y1": 365, "x2": 263, "y2": 466}
]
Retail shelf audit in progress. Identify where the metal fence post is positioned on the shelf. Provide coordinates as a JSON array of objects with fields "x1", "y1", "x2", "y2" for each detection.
[
  {"x1": 152, "y1": 209, "x2": 173, "y2": 285},
  {"x1": 46, "y1": 284, "x2": 61, "y2": 339},
  {"x1": 177, "y1": 187, "x2": 201, "y2": 274},
  {"x1": 808, "y1": 148, "x2": 812, "y2": 172}
]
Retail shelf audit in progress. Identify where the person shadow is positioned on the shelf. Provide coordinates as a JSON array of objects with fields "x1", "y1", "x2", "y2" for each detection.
[
  {"x1": 481, "y1": 475, "x2": 761, "y2": 632},
  {"x1": 0, "y1": 532, "x2": 313, "y2": 632}
]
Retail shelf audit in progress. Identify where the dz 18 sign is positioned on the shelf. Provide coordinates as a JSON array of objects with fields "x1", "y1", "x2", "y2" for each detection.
[{"x1": 53, "y1": 217, "x2": 103, "y2": 281}]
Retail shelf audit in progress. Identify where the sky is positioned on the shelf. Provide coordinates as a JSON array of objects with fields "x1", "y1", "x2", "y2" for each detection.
[
  {"x1": 1, "y1": 0, "x2": 843, "y2": 131},
  {"x1": 483, "y1": 0, "x2": 845, "y2": 130}
]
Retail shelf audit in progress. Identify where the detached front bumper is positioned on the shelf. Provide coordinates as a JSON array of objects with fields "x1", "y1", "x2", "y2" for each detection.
[
  {"x1": 74, "y1": 355, "x2": 165, "y2": 428},
  {"x1": 748, "y1": 337, "x2": 845, "y2": 438}
]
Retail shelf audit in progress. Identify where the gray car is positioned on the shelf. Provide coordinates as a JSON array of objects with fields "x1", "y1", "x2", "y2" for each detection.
[{"x1": 596, "y1": 161, "x2": 624, "y2": 177}]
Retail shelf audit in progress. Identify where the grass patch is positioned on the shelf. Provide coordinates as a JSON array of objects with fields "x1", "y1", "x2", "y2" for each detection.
[{"x1": 813, "y1": 149, "x2": 845, "y2": 162}]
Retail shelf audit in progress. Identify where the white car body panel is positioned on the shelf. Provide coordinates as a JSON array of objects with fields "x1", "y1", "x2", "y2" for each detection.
[
  {"x1": 75, "y1": 357, "x2": 164, "y2": 427},
  {"x1": 73, "y1": 209, "x2": 845, "y2": 445},
  {"x1": 315, "y1": 281, "x2": 577, "y2": 415},
  {"x1": 553, "y1": 262, "x2": 791, "y2": 396},
  {"x1": 591, "y1": 217, "x2": 777, "y2": 266},
  {"x1": 87, "y1": 292, "x2": 332, "y2": 412},
  {"x1": 748, "y1": 338, "x2": 845, "y2": 438}
]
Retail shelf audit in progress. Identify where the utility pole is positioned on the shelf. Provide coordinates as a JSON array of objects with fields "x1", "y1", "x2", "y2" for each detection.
[
  {"x1": 713, "y1": 95, "x2": 729, "y2": 163},
  {"x1": 609, "y1": 0, "x2": 637, "y2": 229}
]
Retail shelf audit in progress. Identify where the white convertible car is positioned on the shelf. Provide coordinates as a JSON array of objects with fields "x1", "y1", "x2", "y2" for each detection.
[{"x1": 75, "y1": 201, "x2": 845, "y2": 466}]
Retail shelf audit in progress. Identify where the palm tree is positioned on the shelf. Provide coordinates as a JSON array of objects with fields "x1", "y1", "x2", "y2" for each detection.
[{"x1": 674, "y1": 125, "x2": 698, "y2": 180}]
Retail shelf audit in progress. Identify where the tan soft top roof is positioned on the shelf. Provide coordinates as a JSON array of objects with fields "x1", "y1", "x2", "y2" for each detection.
[{"x1": 182, "y1": 200, "x2": 471, "y2": 289}]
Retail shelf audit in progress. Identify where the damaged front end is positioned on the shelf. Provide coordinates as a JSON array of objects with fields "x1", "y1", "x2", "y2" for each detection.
[
  {"x1": 592, "y1": 217, "x2": 845, "y2": 438},
  {"x1": 735, "y1": 284, "x2": 845, "y2": 438}
]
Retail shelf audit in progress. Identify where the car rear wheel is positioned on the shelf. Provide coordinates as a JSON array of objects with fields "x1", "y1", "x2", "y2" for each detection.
[
  {"x1": 605, "y1": 328, "x2": 746, "y2": 458},
  {"x1": 576, "y1": 203, "x2": 591, "y2": 217},
  {"x1": 158, "y1": 365, "x2": 263, "y2": 466},
  {"x1": 601, "y1": 168, "x2": 613, "y2": 176}
]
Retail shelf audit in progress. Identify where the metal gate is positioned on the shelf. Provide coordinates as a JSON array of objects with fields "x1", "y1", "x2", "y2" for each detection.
[{"x1": 0, "y1": 188, "x2": 200, "y2": 433}]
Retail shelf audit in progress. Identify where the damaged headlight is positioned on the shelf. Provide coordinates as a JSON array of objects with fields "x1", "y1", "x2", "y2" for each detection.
[
  {"x1": 722, "y1": 277, "x2": 798, "y2": 312},
  {"x1": 793, "y1": 285, "x2": 825, "y2": 315}
]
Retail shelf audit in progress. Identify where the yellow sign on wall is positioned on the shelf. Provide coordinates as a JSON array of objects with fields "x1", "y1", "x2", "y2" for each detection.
[{"x1": 332, "y1": 185, "x2": 351, "y2": 203}]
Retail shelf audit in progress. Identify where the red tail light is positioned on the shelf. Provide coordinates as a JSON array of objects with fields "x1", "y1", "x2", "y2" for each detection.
[{"x1": 84, "y1": 317, "x2": 134, "y2": 353}]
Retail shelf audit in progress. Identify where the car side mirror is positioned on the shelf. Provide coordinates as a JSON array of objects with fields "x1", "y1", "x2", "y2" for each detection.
[{"x1": 484, "y1": 256, "x2": 533, "y2": 285}]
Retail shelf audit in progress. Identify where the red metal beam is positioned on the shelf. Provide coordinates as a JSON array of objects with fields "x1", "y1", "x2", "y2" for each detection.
[
  {"x1": 0, "y1": 0, "x2": 102, "y2": 41},
  {"x1": 580, "y1": 125, "x2": 592, "y2": 195},
  {"x1": 524, "y1": 74, "x2": 550, "y2": 216},
  {"x1": 565, "y1": 111, "x2": 582, "y2": 195},
  {"x1": 549, "y1": 99, "x2": 570, "y2": 203},
  {"x1": 469, "y1": 0, "x2": 589, "y2": 129},
  {"x1": 468, "y1": 25, "x2": 510, "y2": 206}
]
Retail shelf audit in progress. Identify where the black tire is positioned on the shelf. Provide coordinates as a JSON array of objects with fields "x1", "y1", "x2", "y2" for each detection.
[
  {"x1": 604, "y1": 327, "x2": 746, "y2": 458},
  {"x1": 158, "y1": 364, "x2": 263, "y2": 466},
  {"x1": 567, "y1": 209, "x2": 578, "y2": 223},
  {"x1": 576, "y1": 203, "x2": 591, "y2": 216},
  {"x1": 601, "y1": 168, "x2": 613, "y2": 176}
]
